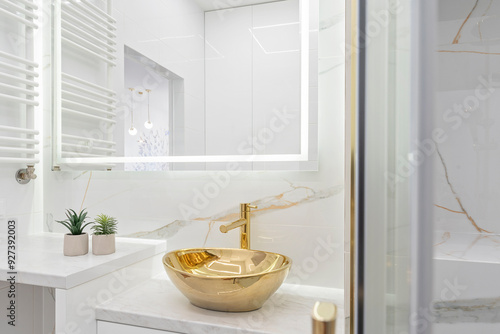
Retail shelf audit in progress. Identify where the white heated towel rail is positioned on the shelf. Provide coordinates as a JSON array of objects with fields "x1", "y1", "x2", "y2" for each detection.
[
  {"x1": 54, "y1": 0, "x2": 117, "y2": 169},
  {"x1": 0, "y1": 0, "x2": 40, "y2": 165}
]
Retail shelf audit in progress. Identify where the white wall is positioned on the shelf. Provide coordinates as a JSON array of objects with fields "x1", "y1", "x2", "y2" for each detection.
[{"x1": 0, "y1": 168, "x2": 42, "y2": 237}]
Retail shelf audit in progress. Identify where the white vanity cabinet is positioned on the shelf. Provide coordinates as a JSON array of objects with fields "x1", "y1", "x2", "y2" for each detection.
[{"x1": 98, "y1": 321, "x2": 181, "y2": 334}]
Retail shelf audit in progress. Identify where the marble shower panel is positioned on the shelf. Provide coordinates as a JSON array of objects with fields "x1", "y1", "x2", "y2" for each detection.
[{"x1": 434, "y1": 0, "x2": 500, "y2": 331}]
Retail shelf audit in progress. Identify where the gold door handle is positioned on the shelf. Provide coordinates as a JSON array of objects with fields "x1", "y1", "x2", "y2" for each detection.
[{"x1": 312, "y1": 302, "x2": 336, "y2": 334}]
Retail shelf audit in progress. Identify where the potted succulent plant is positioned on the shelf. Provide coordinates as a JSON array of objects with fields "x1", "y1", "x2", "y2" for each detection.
[
  {"x1": 91, "y1": 214, "x2": 117, "y2": 255},
  {"x1": 56, "y1": 209, "x2": 92, "y2": 256}
]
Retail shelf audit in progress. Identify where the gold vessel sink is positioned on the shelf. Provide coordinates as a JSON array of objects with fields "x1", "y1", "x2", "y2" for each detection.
[{"x1": 162, "y1": 248, "x2": 292, "y2": 312}]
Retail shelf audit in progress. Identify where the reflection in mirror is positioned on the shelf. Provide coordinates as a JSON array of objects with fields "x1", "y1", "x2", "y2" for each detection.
[
  {"x1": 52, "y1": 0, "x2": 317, "y2": 171},
  {"x1": 124, "y1": 46, "x2": 178, "y2": 171}
]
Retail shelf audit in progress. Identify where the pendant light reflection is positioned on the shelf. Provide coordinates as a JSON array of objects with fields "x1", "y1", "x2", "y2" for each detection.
[
  {"x1": 144, "y1": 89, "x2": 153, "y2": 129},
  {"x1": 128, "y1": 87, "x2": 137, "y2": 136}
]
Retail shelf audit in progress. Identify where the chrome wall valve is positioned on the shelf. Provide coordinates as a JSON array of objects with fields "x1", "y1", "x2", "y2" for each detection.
[{"x1": 15, "y1": 165, "x2": 37, "y2": 184}]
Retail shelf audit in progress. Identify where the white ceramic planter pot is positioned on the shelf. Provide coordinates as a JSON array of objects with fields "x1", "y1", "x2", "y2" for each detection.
[
  {"x1": 63, "y1": 233, "x2": 89, "y2": 256},
  {"x1": 92, "y1": 234, "x2": 116, "y2": 255}
]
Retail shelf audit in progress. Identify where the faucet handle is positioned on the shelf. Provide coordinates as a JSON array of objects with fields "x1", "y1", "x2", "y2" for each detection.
[{"x1": 240, "y1": 203, "x2": 257, "y2": 211}]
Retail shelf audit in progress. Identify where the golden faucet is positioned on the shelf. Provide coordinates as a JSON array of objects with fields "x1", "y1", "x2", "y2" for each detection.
[{"x1": 219, "y1": 203, "x2": 257, "y2": 249}]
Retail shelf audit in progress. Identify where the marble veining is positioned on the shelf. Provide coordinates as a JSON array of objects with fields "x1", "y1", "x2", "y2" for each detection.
[
  {"x1": 125, "y1": 183, "x2": 343, "y2": 240},
  {"x1": 434, "y1": 296, "x2": 500, "y2": 323},
  {"x1": 452, "y1": 0, "x2": 480, "y2": 44},
  {"x1": 435, "y1": 147, "x2": 490, "y2": 233},
  {"x1": 124, "y1": 219, "x2": 198, "y2": 240},
  {"x1": 201, "y1": 183, "x2": 340, "y2": 220},
  {"x1": 434, "y1": 232, "x2": 451, "y2": 247},
  {"x1": 438, "y1": 50, "x2": 500, "y2": 56},
  {"x1": 450, "y1": 0, "x2": 495, "y2": 45},
  {"x1": 434, "y1": 231, "x2": 500, "y2": 263},
  {"x1": 438, "y1": 0, "x2": 499, "y2": 58}
]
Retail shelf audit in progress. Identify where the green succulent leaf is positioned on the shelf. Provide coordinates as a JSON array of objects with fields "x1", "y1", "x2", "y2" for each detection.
[
  {"x1": 56, "y1": 208, "x2": 91, "y2": 235},
  {"x1": 91, "y1": 214, "x2": 118, "y2": 235}
]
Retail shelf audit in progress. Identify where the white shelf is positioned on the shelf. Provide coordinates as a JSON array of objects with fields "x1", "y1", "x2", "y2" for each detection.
[{"x1": 0, "y1": 232, "x2": 166, "y2": 289}]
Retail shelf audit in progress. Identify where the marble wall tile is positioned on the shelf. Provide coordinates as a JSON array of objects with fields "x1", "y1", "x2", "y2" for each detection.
[
  {"x1": 44, "y1": 171, "x2": 345, "y2": 288},
  {"x1": 433, "y1": 2, "x2": 500, "y2": 331},
  {"x1": 435, "y1": 3, "x2": 500, "y2": 236}
]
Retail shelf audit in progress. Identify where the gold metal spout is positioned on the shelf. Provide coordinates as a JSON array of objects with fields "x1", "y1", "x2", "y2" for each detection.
[
  {"x1": 219, "y1": 218, "x2": 246, "y2": 233},
  {"x1": 219, "y1": 203, "x2": 257, "y2": 249}
]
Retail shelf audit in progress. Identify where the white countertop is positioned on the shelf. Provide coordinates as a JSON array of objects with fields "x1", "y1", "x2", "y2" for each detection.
[
  {"x1": 96, "y1": 272, "x2": 345, "y2": 334},
  {"x1": 0, "y1": 233, "x2": 166, "y2": 289}
]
